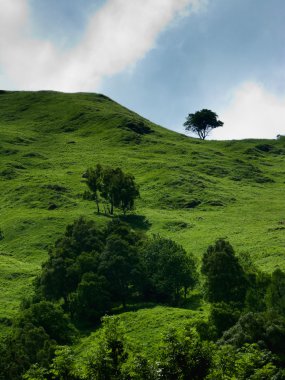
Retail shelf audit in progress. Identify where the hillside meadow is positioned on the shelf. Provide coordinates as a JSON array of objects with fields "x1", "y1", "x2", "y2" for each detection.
[{"x1": 0, "y1": 90, "x2": 285, "y2": 338}]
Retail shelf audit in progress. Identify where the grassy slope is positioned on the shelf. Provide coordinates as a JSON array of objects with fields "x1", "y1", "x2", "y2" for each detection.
[
  {"x1": 74, "y1": 304, "x2": 208, "y2": 370},
  {"x1": 0, "y1": 90, "x2": 285, "y2": 330}
]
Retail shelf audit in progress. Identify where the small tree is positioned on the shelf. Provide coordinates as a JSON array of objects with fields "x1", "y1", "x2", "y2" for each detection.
[
  {"x1": 184, "y1": 109, "x2": 223, "y2": 140},
  {"x1": 158, "y1": 326, "x2": 213, "y2": 379},
  {"x1": 86, "y1": 316, "x2": 128, "y2": 379},
  {"x1": 84, "y1": 164, "x2": 103, "y2": 214},
  {"x1": 84, "y1": 165, "x2": 139, "y2": 215},
  {"x1": 119, "y1": 172, "x2": 140, "y2": 215}
]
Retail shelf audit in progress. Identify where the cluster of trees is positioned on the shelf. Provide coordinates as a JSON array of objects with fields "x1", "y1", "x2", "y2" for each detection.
[
  {"x1": 0, "y1": 217, "x2": 198, "y2": 379},
  {"x1": 36, "y1": 217, "x2": 197, "y2": 323},
  {"x1": 2, "y1": 218, "x2": 285, "y2": 379},
  {"x1": 83, "y1": 165, "x2": 140, "y2": 215},
  {"x1": 200, "y1": 238, "x2": 285, "y2": 375},
  {"x1": 0, "y1": 300, "x2": 77, "y2": 380}
]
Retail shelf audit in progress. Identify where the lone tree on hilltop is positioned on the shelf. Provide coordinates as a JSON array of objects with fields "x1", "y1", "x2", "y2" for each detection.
[{"x1": 184, "y1": 109, "x2": 223, "y2": 140}]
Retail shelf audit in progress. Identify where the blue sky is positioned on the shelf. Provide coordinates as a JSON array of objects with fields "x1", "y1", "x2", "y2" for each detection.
[{"x1": 0, "y1": 0, "x2": 285, "y2": 139}]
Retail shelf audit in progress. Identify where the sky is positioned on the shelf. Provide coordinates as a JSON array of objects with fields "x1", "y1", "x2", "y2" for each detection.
[{"x1": 0, "y1": 0, "x2": 285, "y2": 140}]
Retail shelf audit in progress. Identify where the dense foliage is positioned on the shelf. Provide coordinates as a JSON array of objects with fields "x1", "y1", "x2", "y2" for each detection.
[
  {"x1": 84, "y1": 165, "x2": 140, "y2": 215},
  {"x1": 36, "y1": 217, "x2": 197, "y2": 323},
  {"x1": 2, "y1": 218, "x2": 285, "y2": 379},
  {"x1": 201, "y1": 239, "x2": 248, "y2": 304},
  {"x1": 183, "y1": 109, "x2": 223, "y2": 140}
]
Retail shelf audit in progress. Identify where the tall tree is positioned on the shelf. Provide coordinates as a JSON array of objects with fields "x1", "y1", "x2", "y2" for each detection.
[
  {"x1": 184, "y1": 109, "x2": 223, "y2": 140},
  {"x1": 201, "y1": 239, "x2": 248, "y2": 304},
  {"x1": 99, "y1": 225, "x2": 141, "y2": 308}
]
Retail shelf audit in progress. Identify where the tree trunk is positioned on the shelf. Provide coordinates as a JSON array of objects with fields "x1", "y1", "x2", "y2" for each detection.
[{"x1": 96, "y1": 199, "x2": 100, "y2": 214}]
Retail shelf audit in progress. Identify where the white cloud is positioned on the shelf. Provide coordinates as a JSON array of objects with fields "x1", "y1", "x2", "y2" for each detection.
[
  {"x1": 211, "y1": 82, "x2": 285, "y2": 140},
  {"x1": 0, "y1": 0, "x2": 204, "y2": 92}
]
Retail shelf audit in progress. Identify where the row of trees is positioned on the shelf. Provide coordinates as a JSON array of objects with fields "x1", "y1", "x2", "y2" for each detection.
[{"x1": 83, "y1": 165, "x2": 140, "y2": 215}]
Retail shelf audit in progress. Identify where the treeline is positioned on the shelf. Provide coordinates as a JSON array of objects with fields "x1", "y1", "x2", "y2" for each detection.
[
  {"x1": 1, "y1": 217, "x2": 285, "y2": 379},
  {"x1": 83, "y1": 165, "x2": 140, "y2": 215}
]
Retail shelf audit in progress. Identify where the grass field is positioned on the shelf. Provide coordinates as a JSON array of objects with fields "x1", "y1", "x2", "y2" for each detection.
[{"x1": 0, "y1": 89, "x2": 285, "y2": 333}]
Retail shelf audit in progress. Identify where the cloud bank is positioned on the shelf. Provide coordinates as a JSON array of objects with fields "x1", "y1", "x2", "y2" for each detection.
[
  {"x1": 211, "y1": 82, "x2": 285, "y2": 140},
  {"x1": 0, "y1": 0, "x2": 204, "y2": 91}
]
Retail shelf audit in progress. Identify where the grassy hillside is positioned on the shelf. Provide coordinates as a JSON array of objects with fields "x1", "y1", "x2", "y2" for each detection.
[
  {"x1": 74, "y1": 305, "x2": 208, "y2": 370},
  {"x1": 1, "y1": 90, "x2": 285, "y2": 325}
]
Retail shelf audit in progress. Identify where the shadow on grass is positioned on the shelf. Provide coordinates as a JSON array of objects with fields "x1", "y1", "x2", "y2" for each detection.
[
  {"x1": 120, "y1": 214, "x2": 152, "y2": 231},
  {"x1": 180, "y1": 293, "x2": 204, "y2": 311},
  {"x1": 77, "y1": 295, "x2": 204, "y2": 337},
  {"x1": 112, "y1": 302, "x2": 158, "y2": 315},
  {"x1": 77, "y1": 302, "x2": 158, "y2": 337}
]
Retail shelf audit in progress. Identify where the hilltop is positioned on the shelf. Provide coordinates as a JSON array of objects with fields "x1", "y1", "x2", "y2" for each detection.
[{"x1": 0, "y1": 90, "x2": 285, "y2": 322}]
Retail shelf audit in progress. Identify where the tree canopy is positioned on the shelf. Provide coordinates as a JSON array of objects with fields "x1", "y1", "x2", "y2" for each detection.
[
  {"x1": 184, "y1": 109, "x2": 223, "y2": 140},
  {"x1": 84, "y1": 165, "x2": 140, "y2": 215},
  {"x1": 201, "y1": 239, "x2": 248, "y2": 304},
  {"x1": 36, "y1": 218, "x2": 197, "y2": 324}
]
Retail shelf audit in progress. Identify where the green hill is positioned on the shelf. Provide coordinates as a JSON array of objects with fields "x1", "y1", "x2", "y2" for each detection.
[{"x1": 1, "y1": 89, "x2": 285, "y2": 325}]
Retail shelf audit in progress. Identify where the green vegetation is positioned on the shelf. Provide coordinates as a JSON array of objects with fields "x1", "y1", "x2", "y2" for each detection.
[
  {"x1": 84, "y1": 165, "x2": 140, "y2": 215},
  {"x1": 201, "y1": 239, "x2": 248, "y2": 304},
  {"x1": 2, "y1": 215, "x2": 285, "y2": 378},
  {"x1": 1, "y1": 90, "x2": 285, "y2": 378},
  {"x1": 184, "y1": 109, "x2": 223, "y2": 139},
  {"x1": 36, "y1": 218, "x2": 197, "y2": 323}
]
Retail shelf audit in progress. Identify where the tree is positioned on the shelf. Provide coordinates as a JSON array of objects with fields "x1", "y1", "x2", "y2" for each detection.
[
  {"x1": 37, "y1": 218, "x2": 104, "y2": 302},
  {"x1": 69, "y1": 273, "x2": 111, "y2": 322},
  {"x1": 119, "y1": 172, "x2": 140, "y2": 215},
  {"x1": 84, "y1": 165, "x2": 103, "y2": 214},
  {"x1": 209, "y1": 302, "x2": 240, "y2": 338},
  {"x1": 86, "y1": 316, "x2": 128, "y2": 380},
  {"x1": 158, "y1": 326, "x2": 213, "y2": 379},
  {"x1": 99, "y1": 231, "x2": 141, "y2": 308},
  {"x1": 84, "y1": 165, "x2": 140, "y2": 215},
  {"x1": 220, "y1": 312, "x2": 285, "y2": 358},
  {"x1": 18, "y1": 301, "x2": 76, "y2": 345},
  {"x1": 184, "y1": 109, "x2": 223, "y2": 140},
  {"x1": 141, "y1": 236, "x2": 197, "y2": 303},
  {"x1": 201, "y1": 239, "x2": 248, "y2": 304},
  {"x1": 100, "y1": 167, "x2": 140, "y2": 215}
]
